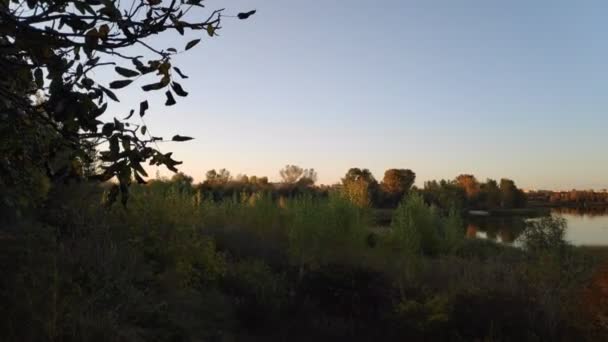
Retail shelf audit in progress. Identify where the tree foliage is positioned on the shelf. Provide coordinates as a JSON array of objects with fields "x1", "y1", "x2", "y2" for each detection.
[
  {"x1": 380, "y1": 168, "x2": 415, "y2": 207},
  {"x1": 0, "y1": 0, "x2": 255, "y2": 208},
  {"x1": 279, "y1": 164, "x2": 317, "y2": 186},
  {"x1": 341, "y1": 168, "x2": 378, "y2": 208}
]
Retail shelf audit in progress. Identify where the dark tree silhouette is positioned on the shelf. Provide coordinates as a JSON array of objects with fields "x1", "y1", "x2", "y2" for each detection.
[{"x1": 0, "y1": 0, "x2": 254, "y2": 206}]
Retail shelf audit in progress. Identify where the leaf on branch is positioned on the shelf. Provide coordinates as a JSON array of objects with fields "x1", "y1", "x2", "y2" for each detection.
[
  {"x1": 167, "y1": 48, "x2": 177, "y2": 53},
  {"x1": 95, "y1": 103, "x2": 108, "y2": 117},
  {"x1": 185, "y1": 39, "x2": 201, "y2": 50},
  {"x1": 100, "y1": 86, "x2": 120, "y2": 102},
  {"x1": 115, "y1": 66, "x2": 140, "y2": 78},
  {"x1": 124, "y1": 109, "x2": 135, "y2": 120},
  {"x1": 109, "y1": 80, "x2": 133, "y2": 89},
  {"x1": 172, "y1": 135, "x2": 194, "y2": 142},
  {"x1": 148, "y1": 0, "x2": 161, "y2": 5},
  {"x1": 99, "y1": 5, "x2": 121, "y2": 20},
  {"x1": 173, "y1": 67, "x2": 189, "y2": 79},
  {"x1": 171, "y1": 82, "x2": 188, "y2": 97},
  {"x1": 158, "y1": 63, "x2": 171, "y2": 77},
  {"x1": 110, "y1": 136, "x2": 120, "y2": 158},
  {"x1": 102, "y1": 123, "x2": 115, "y2": 137},
  {"x1": 237, "y1": 10, "x2": 257, "y2": 20},
  {"x1": 86, "y1": 57, "x2": 100, "y2": 66},
  {"x1": 165, "y1": 90, "x2": 176, "y2": 106},
  {"x1": 175, "y1": 23, "x2": 185, "y2": 35},
  {"x1": 85, "y1": 28, "x2": 99, "y2": 48},
  {"x1": 82, "y1": 78, "x2": 94, "y2": 88},
  {"x1": 206, "y1": 25, "x2": 215, "y2": 37},
  {"x1": 139, "y1": 100, "x2": 149, "y2": 117},
  {"x1": 98, "y1": 24, "x2": 110, "y2": 41},
  {"x1": 34, "y1": 68, "x2": 43, "y2": 88},
  {"x1": 142, "y1": 82, "x2": 165, "y2": 91},
  {"x1": 141, "y1": 126, "x2": 147, "y2": 135}
]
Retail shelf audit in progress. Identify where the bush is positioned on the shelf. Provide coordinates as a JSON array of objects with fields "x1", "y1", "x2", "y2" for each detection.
[
  {"x1": 389, "y1": 193, "x2": 464, "y2": 256},
  {"x1": 390, "y1": 193, "x2": 440, "y2": 255},
  {"x1": 519, "y1": 216, "x2": 568, "y2": 254}
]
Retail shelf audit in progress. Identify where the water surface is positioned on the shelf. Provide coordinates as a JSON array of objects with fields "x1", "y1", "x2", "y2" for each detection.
[{"x1": 467, "y1": 208, "x2": 608, "y2": 246}]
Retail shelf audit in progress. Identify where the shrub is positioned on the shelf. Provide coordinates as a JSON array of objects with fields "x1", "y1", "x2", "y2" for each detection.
[
  {"x1": 519, "y1": 216, "x2": 568, "y2": 254},
  {"x1": 390, "y1": 193, "x2": 442, "y2": 256}
]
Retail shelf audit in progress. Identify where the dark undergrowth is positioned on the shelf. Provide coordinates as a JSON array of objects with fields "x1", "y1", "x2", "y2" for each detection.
[{"x1": 0, "y1": 181, "x2": 605, "y2": 341}]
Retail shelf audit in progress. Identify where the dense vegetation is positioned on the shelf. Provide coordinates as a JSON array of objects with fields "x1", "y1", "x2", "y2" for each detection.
[
  {"x1": 528, "y1": 189, "x2": 608, "y2": 207},
  {"x1": 2, "y1": 0, "x2": 607, "y2": 340},
  {"x1": 1, "y1": 177, "x2": 606, "y2": 341},
  {"x1": 190, "y1": 166, "x2": 527, "y2": 212}
]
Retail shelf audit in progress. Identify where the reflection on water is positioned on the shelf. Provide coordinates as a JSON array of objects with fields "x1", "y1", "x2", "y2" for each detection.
[
  {"x1": 466, "y1": 207, "x2": 608, "y2": 246},
  {"x1": 465, "y1": 216, "x2": 528, "y2": 244},
  {"x1": 556, "y1": 209, "x2": 608, "y2": 246},
  {"x1": 552, "y1": 206, "x2": 608, "y2": 217}
]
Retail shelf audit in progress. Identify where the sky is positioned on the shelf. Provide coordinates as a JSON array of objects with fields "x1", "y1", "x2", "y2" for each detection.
[{"x1": 102, "y1": 0, "x2": 608, "y2": 189}]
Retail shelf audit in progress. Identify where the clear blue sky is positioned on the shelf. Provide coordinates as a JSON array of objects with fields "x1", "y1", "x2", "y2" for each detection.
[{"x1": 104, "y1": 0, "x2": 608, "y2": 189}]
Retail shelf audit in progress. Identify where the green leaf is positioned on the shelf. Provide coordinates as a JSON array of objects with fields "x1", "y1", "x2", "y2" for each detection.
[
  {"x1": 115, "y1": 66, "x2": 139, "y2": 78},
  {"x1": 171, "y1": 82, "x2": 188, "y2": 97},
  {"x1": 172, "y1": 135, "x2": 194, "y2": 142},
  {"x1": 34, "y1": 68, "x2": 43, "y2": 88},
  {"x1": 185, "y1": 39, "x2": 200, "y2": 50},
  {"x1": 206, "y1": 25, "x2": 215, "y2": 37},
  {"x1": 165, "y1": 90, "x2": 176, "y2": 106},
  {"x1": 139, "y1": 100, "x2": 148, "y2": 117},
  {"x1": 109, "y1": 79, "x2": 133, "y2": 89}
]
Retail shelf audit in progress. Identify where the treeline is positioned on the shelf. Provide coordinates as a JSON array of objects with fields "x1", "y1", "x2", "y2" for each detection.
[
  {"x1": 158, "y1": 166, "x2": 526, "y2": 211},
  {"x1": 422, "y1": 175, "x2": 527, "y2": 211},
  {"x1": 527, "y1": 190, "x2": 608, "y2": 207}
]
